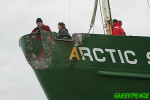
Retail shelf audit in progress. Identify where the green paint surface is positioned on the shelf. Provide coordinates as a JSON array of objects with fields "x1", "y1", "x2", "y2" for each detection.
[{"x1": 19, "y1": 32, "x2": 150, "y2": 100}]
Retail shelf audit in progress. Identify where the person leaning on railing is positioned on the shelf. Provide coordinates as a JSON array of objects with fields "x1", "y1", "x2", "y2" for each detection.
[
  {"x1": 30, "y1": 18, "x2": 51, "y2": 59},
  {"x1": 57, "y1": 22, "x2": 71, "y2": 40},
  {"x1": 32, "y1": 18, "x2": 51, "y2": 33}
]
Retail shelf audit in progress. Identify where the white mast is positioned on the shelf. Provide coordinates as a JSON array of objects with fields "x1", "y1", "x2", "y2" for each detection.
[
  {"x1": 89, "y1": 0, "x2": 112, "y2": 35},
  {"x1": 101, "y1": 0, "x2": 112, "y2": 35}
]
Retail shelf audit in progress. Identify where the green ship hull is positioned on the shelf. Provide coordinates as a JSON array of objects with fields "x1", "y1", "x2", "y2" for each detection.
[{"x1": 19, "y1": 32, "x2": 150, "y2": 100}]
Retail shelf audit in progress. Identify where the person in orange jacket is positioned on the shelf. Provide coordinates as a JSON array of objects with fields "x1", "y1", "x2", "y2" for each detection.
[{"x1": 112, "y1": 19, "x2": 126, "y2": 36}]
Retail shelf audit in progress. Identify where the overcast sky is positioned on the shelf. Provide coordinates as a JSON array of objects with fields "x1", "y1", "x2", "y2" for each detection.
[{"x1": 0, "y1": 0, "x2": 150, "y2": 100}]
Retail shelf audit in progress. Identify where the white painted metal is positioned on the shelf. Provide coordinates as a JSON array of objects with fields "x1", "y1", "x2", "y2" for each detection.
[{"x1": 101, "y1": 0, "x2": 112, "y2": 35}]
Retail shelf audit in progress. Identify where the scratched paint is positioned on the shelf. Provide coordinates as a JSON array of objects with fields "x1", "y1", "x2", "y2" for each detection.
[
  {"x1": 23, "y1": 32, "x2": 89, "y2": 69},
  {"x1": 25, "y1": 32, "x2": 57, "y2": 69},
  {"x1": 72, "y1": 33, "x2": 91, "y2": 47}
]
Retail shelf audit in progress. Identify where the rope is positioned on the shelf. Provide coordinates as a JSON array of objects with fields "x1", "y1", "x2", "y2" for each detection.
[
  {"x1": 93, "y1": 23, "x2": 95, "y2": 33},
  {"x1": 88, "y1": 27, "x2": 91, "y2": 33},
  {"x1": 99, "y1": 0, "x2": 106, "y2": 34},
  {"x1": 147, "y1": 0, "x2": 150, "y2": 9},
  {"x1": 88, "y1": 0, "x2": 98, "y2": 33},
  {"x1": 88, "y1": 0, "x2": 105, "y2": 34}
]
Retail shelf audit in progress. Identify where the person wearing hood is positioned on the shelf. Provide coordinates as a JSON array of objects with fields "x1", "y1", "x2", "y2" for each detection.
[
  {"x1": 57, "y1": 22, "x2": 71, "y2": 40},
  {"x1": 32, "y1": 18, "x2": 51, "y2": 33},
  {"x1": 112, "y1": 19, "x2": 126, "y2": 36}
]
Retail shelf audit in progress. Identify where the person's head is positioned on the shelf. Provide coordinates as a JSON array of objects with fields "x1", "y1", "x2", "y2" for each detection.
[
  {"x1": 118, "y1": 20, "x2": 122, "y2": 24},
  {"x1": 112, "y1": 19, "x2": 118, "y2": 25},
  {"x1": 36, "y1": 18, "x2": 44, "y2": 28},
  {"x1": 118, "y1": 20, "x2": 122, "y2": 26},
  {"x1": 58, "y1": 22, "x2": 66, "y2": 30}
]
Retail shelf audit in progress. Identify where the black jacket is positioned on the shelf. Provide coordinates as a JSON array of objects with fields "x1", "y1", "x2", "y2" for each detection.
[{"x1": 58, "y1": 28, "x2": 71, "y2": 39}]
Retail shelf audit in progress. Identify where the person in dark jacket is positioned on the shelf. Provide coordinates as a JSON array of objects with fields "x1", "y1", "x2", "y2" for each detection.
[
  {"x1": 57, "y1": 22, "x2": 71, "y2": 40},
  {"x1": 32, "y1": 18, "x2": 51, "y2": 33}
]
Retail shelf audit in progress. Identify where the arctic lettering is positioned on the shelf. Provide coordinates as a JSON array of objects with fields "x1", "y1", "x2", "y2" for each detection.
[
  {"x1": 70, "y1": 47, "x2": 150, "y2": 65},
  {"x1": 147, "y1": 52, "x2": 150, "y2": 65}
]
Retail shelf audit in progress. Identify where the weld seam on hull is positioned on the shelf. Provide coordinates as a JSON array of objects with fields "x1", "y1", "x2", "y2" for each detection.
[{"x1": 98, "y1": 71, "x2": 150, "y2": 80}]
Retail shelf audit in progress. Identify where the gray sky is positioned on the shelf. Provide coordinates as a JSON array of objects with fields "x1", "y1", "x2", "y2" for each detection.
[{"x1": 0, "y1": 0, "x2": 150, "y2": 100}]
